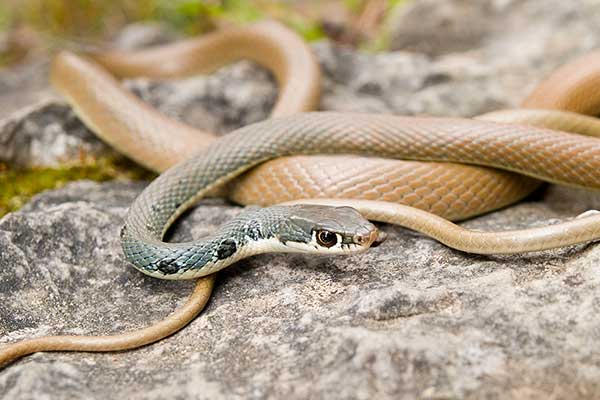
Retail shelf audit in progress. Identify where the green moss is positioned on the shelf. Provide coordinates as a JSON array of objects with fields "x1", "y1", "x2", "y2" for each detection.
[
  {"x1": 362, "y1": 0, "x2": 409, "y2": 52},
  {"x1": 0, "y1": 0, "x2": 328, "y2": 50},
  {"x1": 0, "y1": 3, "x2": 9, "y2": 33},
  {"x1": 343, "y1": 0, "x2": 364, "y2": 13},
  {"x1": 284, "y1": 15, "x2": 325, "y2": 42},
  {"x1": 212, "y1": 0, "x2": 264, "y2": 24},
  {"x1": 0, "y1": 158, "x2": 154, "y2": 218},
  {"x1": 151, "y1": 0, "x2": 217, "y2": 35}
]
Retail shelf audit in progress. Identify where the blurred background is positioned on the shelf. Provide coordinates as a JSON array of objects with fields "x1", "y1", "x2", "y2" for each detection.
[
  {"x1": 0, "y1": 0, "x2": 406, "y2": 66},
  {"x1": 0, "y1": 0, "x2": 407, "y2": 216},
  {"x1": 1, "y1": 0, "x2": 596, "y2": 217}
]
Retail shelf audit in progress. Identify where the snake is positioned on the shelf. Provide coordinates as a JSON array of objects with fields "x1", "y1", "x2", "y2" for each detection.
[{"x1": 2, "y1": 20, "x2": 600, "y2": 367}]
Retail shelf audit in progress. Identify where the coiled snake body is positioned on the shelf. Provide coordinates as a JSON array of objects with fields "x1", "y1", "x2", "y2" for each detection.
[
  {"x1": 3, "y1": 21, "x2": 600, "y2": 366},
  {"x1": 122, "y1": 112, "x2": 600, "y2": 279}
]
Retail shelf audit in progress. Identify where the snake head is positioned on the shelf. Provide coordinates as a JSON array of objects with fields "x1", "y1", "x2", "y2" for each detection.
[{"x1": 276, "y1": 205, "x2": 381, "y2": 254}]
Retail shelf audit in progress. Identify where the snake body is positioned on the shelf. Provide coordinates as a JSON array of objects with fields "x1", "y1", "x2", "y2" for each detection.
[
  {"x1": 3, "y1": 21, "x2": 600, "y2": 366},
  {"x1": 51, "y1": 22, "x2": 600, "y2": 221},
  {"x1": 122, "y1": 112, "x2": 600, "y2": 278},
  {"x1": 51, "y1": 21, "x2": 320, "y2": 172}
]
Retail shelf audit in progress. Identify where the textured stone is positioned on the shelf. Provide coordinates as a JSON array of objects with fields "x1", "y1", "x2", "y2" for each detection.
[
  {"x1": 111, "y1": 22, "x2": 180, "y2": 50},
  {"x1": 0, "y1": 100, "x2": 111, "y2": 167},
  {"x1": 1, "y1": 182, "x2": 600, "y2": 399},
  {"x1": 2, "y1": 0, "x2": 600, "y2": 398},
  {"x1": 388, "y1": 0, "x2": 600, "y2": 113},
  {"x1": 0, "y1": 60, "x2": 53, "y2": 121}
]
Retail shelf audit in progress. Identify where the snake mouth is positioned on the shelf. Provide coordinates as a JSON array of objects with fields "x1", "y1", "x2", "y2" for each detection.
[
  {"x1": 354, "y1": 229, "x2": 383, "y2": 248},
  {"x1": 370, "y1": 230, "x2": 386, "y2": 248}
]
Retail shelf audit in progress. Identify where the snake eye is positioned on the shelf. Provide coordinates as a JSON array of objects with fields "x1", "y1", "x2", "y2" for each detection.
[{"x1": 316, "y1": 230, "x2": 337, "y2": 248}]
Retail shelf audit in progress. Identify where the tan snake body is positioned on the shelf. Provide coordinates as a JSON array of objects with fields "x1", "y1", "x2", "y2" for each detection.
[
  {"x1": 2, "y1": 21, "x2": 600, "y2": 367},
  {"x1": 50, "y1": 22, "x2": 600, "y2": 221}
]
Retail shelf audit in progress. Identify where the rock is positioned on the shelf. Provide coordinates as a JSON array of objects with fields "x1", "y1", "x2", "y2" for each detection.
[
  {"x1": 388, "y1": 0, "x2": 600, "y2": 109},
  {"x1": 0, "y1": 60, "x2": 53, "y2": 121},
  {"x1": 389, "y1": 1, "x2": 494, "y2": 56},
  {"x1": 2, "y1": 181, "x2": 600, "y2": 399},
  {"x1": 0, "y1": 100, "x2": 113, "y2": 167},
  {"x1": 389, "y1": 0, "x2": 600, "y2": 60},
  {"x1": 2, "y1": 0, "x2": 600, "y2": 398},
  {"x1": 110, "y1": 22, "x2": 180, "y2": 50}
]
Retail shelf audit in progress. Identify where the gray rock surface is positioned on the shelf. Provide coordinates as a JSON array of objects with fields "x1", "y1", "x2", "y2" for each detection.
[
  {"x1": 2, "y1": 0, "x2": 600, "y2": 398},
  {"x1": 2, "y1": 181, "x2": 600, "y2": 400},
  {"x1": 0, "y1": 100, "x2": 112, "y2": 167},
  {"x1": 0, "y1": 60, "x2": 52, "y2": 120}
]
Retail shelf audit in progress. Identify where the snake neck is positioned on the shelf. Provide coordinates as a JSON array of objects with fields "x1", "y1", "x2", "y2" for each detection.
[{"x1": 121, "y1": 206, "x2": 304, "y2": 279}]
